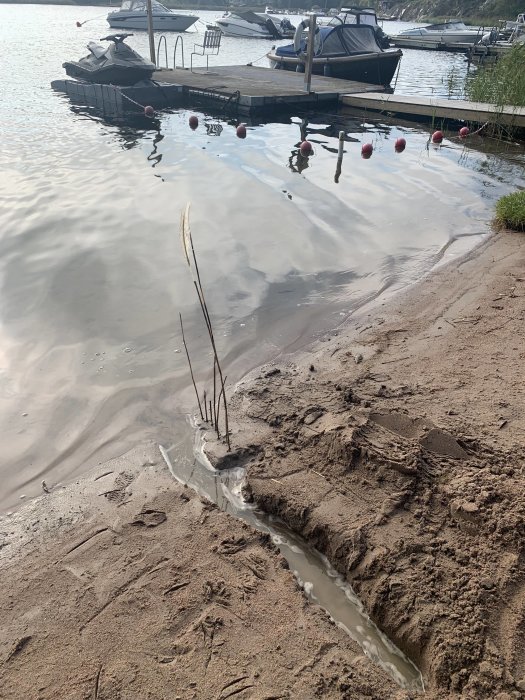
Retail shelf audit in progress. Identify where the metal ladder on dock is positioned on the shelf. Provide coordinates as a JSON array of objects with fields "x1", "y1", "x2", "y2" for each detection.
[{"x1": 156, "y1": 35, "x2": 185, "y2": 70}]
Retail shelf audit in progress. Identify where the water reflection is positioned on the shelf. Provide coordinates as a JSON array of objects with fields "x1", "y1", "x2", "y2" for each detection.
[
  {"x1": 2, "y1": 9, "x2": 525, "y2": 510},
  {"x1": 289, "y1": 146, "x2": 311, "y2": 173}
]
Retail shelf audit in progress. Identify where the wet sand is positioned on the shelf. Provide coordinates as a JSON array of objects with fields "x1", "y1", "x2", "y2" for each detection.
[
  {"x1": 0, "y1": 445, "x2": 401, "y2": 699},
  {"x1": 2, "y1": 228, "x2": 525, "y2": 698},
  {"x1": 215, "y1": 227, "x2": 525, "y2": 699}
]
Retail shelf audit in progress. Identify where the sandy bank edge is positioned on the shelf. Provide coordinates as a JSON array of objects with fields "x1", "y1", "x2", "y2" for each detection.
[
  {"x1": 209, "y1": 228, "x2": 525, "y2": 700},
  {"x1": 0, "y1": 443, "x2": 406, "y2": 699}
]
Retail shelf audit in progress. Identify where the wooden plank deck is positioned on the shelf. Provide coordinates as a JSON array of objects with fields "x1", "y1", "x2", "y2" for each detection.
[
  {"x1": 153, "y1": 64, "x2": 381, "y2": 113},
  {"x1": 340, "y1": 92, "x2": 525, "y2": 128}
]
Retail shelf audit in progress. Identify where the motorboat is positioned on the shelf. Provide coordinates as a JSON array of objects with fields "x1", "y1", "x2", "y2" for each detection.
[
  {"x1": 215, "y1": 11, "x2": 295, "y2": 39},
  {"x1": 391, "y1": 21, "x2": 483, "y2": 48},
  {"x1": 107, "y1": 0, "x2": 198, "y2": 32},
  {"x1": 63, "y1": 34, "x2": 156, "y2": 85},
  {"x1": 267, "y1": 8, "x2": 402, "y2": 85}
]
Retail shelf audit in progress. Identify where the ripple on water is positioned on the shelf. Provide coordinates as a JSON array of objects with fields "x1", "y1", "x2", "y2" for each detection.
[{"x1": 0, "y1": 5, "x2": 524, "y2": 508}]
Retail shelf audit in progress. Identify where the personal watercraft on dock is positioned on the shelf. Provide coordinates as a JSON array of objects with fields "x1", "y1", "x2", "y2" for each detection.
[{"x1": 63, "y1": 34, "x2": 155, "y2": 86}]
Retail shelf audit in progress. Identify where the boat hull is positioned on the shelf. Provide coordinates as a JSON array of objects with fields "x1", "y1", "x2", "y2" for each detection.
[
  {"x1": 267, "y1": 50, "x2": 402, "y2": 86},
  {"x1": 215, "y1": 19, "x2": 271, "y2": 38},
  {"x1": 393, "y1": 28, "x2": 481, "y2": 45},
  {"x1": 63, "y1": 61, "x2": 154, "y2": 86},
  {"x1": 107, "y1": 12, "x2": 197, "y2": 32}
]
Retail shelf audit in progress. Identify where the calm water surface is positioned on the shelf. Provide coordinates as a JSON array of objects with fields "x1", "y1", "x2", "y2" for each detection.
[{"x1": 0, "y1": 4, "x2": 524, "y2": 509}]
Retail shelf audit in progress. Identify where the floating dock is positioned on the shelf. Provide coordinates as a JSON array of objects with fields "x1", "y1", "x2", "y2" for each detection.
[
  {"x1": 52, "y1": 65, "x2": 383, "y2": 117},
  {"x1": 51, "y1": 79, "x2": 184, "y2": 117},
  {"x1": 52, "y1": 66, "x2": 525, "y2": 132},
  {"x1": 341, "y1": 92, "x2": 525, "y2": 128},
  {"x1": 151, "y1": 64, "x2": 381, "y2": 114}
]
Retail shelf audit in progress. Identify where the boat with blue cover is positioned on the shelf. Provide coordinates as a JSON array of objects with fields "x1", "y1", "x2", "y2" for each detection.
[{"x1": 267, "y1": 7, "x2": 402, "y2": 86}]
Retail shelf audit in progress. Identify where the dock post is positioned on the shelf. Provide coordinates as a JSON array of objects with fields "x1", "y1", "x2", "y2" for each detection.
[
  {"x1": 146, "y1": 0, "x2": 156, "y2": 65},
  {"x1": 304, "y1": 14, "x2": 316, "y2": 94}
]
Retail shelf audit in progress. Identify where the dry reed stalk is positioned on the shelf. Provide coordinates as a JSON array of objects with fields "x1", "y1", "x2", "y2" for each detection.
[
  {"x1": 179, "y1": 313, "x2": 204, "y2": 421},
  {"x1": 215, "y1": 375, "x2": 227, "y2": 433},
  {"x1": 180, "y1": 203, "x2": 231, "y2": 450}
]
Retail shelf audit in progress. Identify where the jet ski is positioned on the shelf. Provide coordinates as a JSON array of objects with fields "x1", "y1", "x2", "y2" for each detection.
[{"x1": 63, "y1": 34, "x2": 156, "y2": 86}]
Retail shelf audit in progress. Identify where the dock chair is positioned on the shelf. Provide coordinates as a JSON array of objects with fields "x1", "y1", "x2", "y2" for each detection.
[{"x1": 190, "y1": 30, "x2": 222, "y2": 72}]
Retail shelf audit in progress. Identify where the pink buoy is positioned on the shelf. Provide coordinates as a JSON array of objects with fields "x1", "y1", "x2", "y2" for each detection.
[
  {"x1": 432, "y1": 130, "x2": 444, "y2": 144},
  {"x1": 189, "y1": 115, "x2": 199, "y2": 130},
  {"x1": 361, "y1": 143, "x2": 373, "y2": 159},
  {"x1": 300, "y1": 140, "x2": 313, "y2": 155},
  {"x1": 459, "y1": 126, "x2": 470, "y2": 138},
  {"x1": 395, "y1": 137, "x2": 406, "y2": 153},
  {"x1": 236, "y1": 124, "x2": 247, "y2": 139},
  {"x1": 144, "y1": 105, "x2": 155, "y2": 118}
]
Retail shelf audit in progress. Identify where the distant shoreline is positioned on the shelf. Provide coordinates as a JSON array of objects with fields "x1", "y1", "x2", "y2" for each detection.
[{"x1": 0, "y1": 0, "x2": 266, "y2": 8}]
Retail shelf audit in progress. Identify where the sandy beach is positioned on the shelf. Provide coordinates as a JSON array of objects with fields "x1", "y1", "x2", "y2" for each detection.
[
  {"x1": 217, "y1": 227, "x2": 525, "y2": 699},
  {"x1": 1, "y1": 227, "x2": 524, "y2": 699}
]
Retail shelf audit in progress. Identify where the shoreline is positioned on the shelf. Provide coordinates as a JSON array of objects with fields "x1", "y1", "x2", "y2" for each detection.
[
  {"x1": 2, "y1": 227, "x2": 525, "y2": 697},
  {"x1": 0, "y1": 444, "x2": 402, "y2": 699},
  {"x1": 210, "y1": 226, "x2": 525, "y2": 698}
]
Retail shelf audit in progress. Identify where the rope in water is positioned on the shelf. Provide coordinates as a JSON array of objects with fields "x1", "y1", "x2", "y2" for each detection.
[{"x1": 116, "y1": 88, "x2": 156, "y2": 117}]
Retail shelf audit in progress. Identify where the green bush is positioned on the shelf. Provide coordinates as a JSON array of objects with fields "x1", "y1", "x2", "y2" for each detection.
[
  {"x1": 465, "y1": 44, "x2": 525, "y2": 107},
  {"x1": 495, "y1": 190, "x2": 525, "y2": 230}
]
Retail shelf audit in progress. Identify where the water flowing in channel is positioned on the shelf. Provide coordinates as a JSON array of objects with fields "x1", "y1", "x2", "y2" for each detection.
[{"x1": 160, "y1": 421, "x2": 424, "y2": 693}]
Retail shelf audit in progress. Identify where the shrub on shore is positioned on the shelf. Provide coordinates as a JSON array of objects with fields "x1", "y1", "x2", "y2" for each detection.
[
  {"x1": 495, "y1": 190, "x2": 525, "y2": 231},
  {"x1": 465, "y1": 44, "x2": 525, "y2": 107}
]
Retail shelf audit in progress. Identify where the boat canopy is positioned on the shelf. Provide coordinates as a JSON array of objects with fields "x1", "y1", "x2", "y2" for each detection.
[{"x1": 277, "y1": 23, "x2": 382, "y2": 57}]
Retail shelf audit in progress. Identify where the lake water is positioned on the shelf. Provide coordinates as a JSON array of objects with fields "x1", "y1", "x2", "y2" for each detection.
[{"x1": 0, "y1": 4, "x2": 524, "y2": 510}]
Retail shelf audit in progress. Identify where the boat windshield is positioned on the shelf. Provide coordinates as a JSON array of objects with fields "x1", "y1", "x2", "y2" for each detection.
[
  {"x1": 233, "y1": 10, "x2": 268, "y2": 25},
  {"x1": 329, "y1": 7, "x2": 378, "y2": 26},
  {"x1": 424, "y1": 21, "x2": 470, "y2": 30},
  {"x1": 119, "y1": 0, "x2": 171, "y2": 11}
]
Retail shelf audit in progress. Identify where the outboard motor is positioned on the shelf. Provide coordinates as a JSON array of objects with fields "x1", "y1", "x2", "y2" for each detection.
[
  {"x1": 280, "y1": 18, "x2": 295, "y2": 32},
  {"x1": 264, "y1": 17, "x2": 282, "y2": 39},
  {"x1": 374, "y1": 25, "x2": 391, "y2": 49},
  {"x1": 480, "y1": 27, "x2": 498, "y2": 45}
]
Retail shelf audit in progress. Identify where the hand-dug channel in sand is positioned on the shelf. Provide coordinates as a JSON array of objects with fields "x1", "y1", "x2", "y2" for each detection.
[{"x1": 160, "y1": 426, "x2": 424, "y2": 693}]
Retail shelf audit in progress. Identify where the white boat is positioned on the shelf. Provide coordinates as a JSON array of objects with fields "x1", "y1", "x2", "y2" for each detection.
[
  {"x1": 215, "y1": 11, "x2": 295, "y2": 39},
  {"x1": 504, "y1": 12, "x2": 525, "y2": 30},
  {"x1": 107, "y1": 0, "x2": 198, "y2": 32},
  {"x1": 392, "y1": 21, "x2": 482, "y2": 46}
]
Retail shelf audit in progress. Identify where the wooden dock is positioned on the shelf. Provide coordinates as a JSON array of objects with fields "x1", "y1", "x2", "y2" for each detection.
[
  {"x1": 152, "y1": 64, "x2": 381, "y2": 114},
  {"x1": 340, "y1": 92, "x2": 525, "y2": 128}
]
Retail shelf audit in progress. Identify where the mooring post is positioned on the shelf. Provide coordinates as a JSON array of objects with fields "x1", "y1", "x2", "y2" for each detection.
[
  {"x1": 334, "y1": 130, "x2": 345, "y2": 183},
  {"x1": 304, "y1": 14, "x2": 317, "y2": 94},
  {"x1": 146, "y1": 0, "x2": 156, "y2": 65}
]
